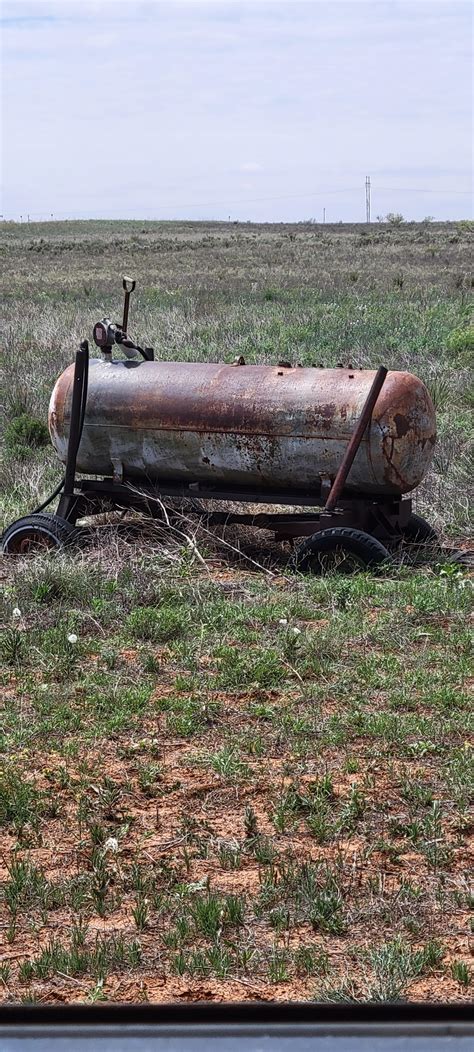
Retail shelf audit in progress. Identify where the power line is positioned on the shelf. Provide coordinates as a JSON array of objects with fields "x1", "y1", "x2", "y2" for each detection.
[
  {"x1": 142, "y1": 183, "x2": 471, "y2": 211},
  {"x1": 152, "y1": 187, "x2": 362, "y2": 211},
  {"x1": 376, "y1": 186, "x2": 471, "y2": 195},
  {"x1": 7, "y1": 188, "x2": 361, "y2": 220}
]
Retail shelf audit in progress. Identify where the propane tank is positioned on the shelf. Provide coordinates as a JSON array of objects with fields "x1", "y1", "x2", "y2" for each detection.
[{"x1": 48, "y1": 361, "x2": 436, "y2": 497}]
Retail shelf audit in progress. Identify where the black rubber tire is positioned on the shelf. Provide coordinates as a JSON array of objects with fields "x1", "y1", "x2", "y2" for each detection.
[
  {"x1": 290, "y1": 527, "x2": 390, "y2": 575},
  {"x1": 402, "y1": 513, "x2": 438, "y2": 546},
  {"x1": 1, "y1": 513, "x2": 77, "y2": 556}
]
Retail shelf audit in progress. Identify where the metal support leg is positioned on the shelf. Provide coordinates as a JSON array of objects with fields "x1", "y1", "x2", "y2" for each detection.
[{"x1": 57, "y1": 340, "x2": 89, "y2": 522}]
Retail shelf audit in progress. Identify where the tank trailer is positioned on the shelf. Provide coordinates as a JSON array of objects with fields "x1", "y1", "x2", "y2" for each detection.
[{"x1": 2, "y1": 279, "x2": 437, "y2": 571}]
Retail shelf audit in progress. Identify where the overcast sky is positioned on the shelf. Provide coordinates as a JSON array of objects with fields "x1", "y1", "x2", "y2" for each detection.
[{"x1": 1, "y1": 0, "x2": 472, "y2": 222}]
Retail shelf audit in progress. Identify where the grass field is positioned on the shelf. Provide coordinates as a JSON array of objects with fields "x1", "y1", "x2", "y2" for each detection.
[{"x1": 0, "y1": 220, "x2": 473, "y2": 1004}]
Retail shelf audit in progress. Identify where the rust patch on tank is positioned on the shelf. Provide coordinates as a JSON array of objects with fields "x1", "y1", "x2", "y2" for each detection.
[
  {"x1": 394, "y1": 413, "x2": 410, "y2": 438},
  {"x1": 319, "y1": 403, "x2": 337, "y2": 419},
  {"x1": 48, "y1": 364, "x2": 74, "y2": 442},
  {"x1": 381, "y1": 434, "x2": 409, "y2": 491}
]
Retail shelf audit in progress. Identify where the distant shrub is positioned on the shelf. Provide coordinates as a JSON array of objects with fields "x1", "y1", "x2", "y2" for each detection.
[
  {"x1": 456, "y1": 220, "x2": 474, "y2": 234},
  {"x1": 447, "y1": 325, "x2": 474, "y2": 363},
  {"x1": 386, "y1": 213, "x2": 404, "y2": 226},
  {"x1": 5, "y1": 413, "x2": 49, "y2": 457},
  {"x1": 263, "y1": 288, "x2": 280, "y2": 302}
]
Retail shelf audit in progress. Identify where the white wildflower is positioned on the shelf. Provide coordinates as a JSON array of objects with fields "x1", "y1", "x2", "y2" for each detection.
[
  {"x1": 292, "y1": 627, "x2": 301, "y2": 636},
  {"x1": 279, "y1": 618, "x2": 288, "y2": 626},
  {"x1": 12, "y1": 608, "x2": 22, "y2": 619},
  {"x1": 67, "y1": 633, "x2": 78, "y2": 644},
  {"x1": 104, "y1": 837, "x2": 119, "y2": 854}
]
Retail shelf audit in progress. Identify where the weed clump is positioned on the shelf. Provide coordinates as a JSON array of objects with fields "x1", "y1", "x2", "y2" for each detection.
[
  {"x1": 0, "y1": 768, "x2": 44, "y2": 832},
  {"x1": 447, "y1": 324, "x2": 474, "y2": 363},
  {"x1": 126, "y1": 605, "x2": 189, "y2": 643},
  {"x1": 4, "y1": 413, "x2": 49, "y2": 457}
]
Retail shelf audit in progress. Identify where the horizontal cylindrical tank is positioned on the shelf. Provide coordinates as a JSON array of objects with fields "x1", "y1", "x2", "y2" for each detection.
[{"x1": 49, "y1": 361, "x2": 436, "y2": 496}]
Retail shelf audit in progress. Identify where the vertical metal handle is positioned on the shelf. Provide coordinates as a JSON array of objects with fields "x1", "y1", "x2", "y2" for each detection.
[
  {"x1": 122, "y1": 276, "x2": 136, "y2": 334},
  {"x1": 323, "y1": 366, "x2": 388, "y2": 513}
]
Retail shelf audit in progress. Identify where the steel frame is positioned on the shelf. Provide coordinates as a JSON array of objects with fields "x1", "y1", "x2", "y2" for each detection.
[{"x1": 58, "y1": 476, "x2": 412, "y2": 545}]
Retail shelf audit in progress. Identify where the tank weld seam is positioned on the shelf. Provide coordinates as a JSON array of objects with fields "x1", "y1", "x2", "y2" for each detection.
[{"x1": 79, "y1": 423, "x2": 367, "y2": 442}]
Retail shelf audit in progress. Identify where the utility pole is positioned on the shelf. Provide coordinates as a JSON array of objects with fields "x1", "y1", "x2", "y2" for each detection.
[
  {"x1": 365, "y1": 176, "x2": 371, "y2": 223},
  {"x1": 323, "y1": 207, "x2": 326, "y2": 224}
]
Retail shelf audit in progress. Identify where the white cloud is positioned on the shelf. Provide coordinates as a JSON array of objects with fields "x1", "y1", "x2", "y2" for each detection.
[{"x1": 240, "y1": 162, "x2": 263, "y2": 172}]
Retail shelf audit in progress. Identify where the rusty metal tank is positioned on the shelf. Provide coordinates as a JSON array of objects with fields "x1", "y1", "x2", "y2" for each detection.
[{"x1": 48, "y1": 361, "x2": 436, "y2": 496}]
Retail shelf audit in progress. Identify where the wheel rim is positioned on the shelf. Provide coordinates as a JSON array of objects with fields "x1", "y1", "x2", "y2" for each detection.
[
  {"x1": 305, "y1": 547, "x2": 369, "y2": 575},
  {"x1": 5, "y1": 529, "x2": 58, "y2": 555}
]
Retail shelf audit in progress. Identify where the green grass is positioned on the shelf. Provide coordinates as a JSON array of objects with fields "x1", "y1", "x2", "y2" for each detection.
[
  {"x1": 0, "y1": 549, "x2": 472, "y2": 1002},
  {"x1": 0, "y1": 219, "x2": 473, "y2": 534},
  {"x1": 0, "y1": 221, "x2": 472, "y2": 1004}
]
